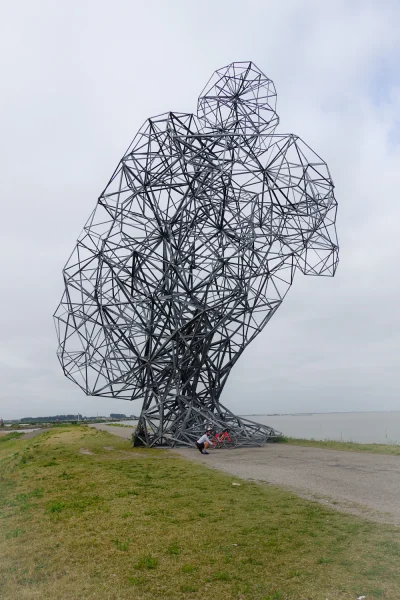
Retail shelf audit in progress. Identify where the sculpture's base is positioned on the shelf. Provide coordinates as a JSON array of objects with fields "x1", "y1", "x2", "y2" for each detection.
[{"x1": 132, "y1": 403, "x2": 282, "y2": 448}]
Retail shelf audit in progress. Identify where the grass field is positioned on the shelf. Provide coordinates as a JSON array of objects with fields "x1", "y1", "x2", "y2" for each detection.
[
  {"x1": 278, "y1": 436, "x2": 400, "y2": 455},
  {"x1": 0, "y1": 426, "x2": 399, "y2": 599},
  {"x1": 0, "y1": 432, "x2": 24, "y2": 442}
]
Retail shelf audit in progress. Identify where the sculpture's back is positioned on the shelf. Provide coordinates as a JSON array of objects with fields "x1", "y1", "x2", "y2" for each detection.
[{"x1": 54, "y1": 62, "x2": 338, "y2": 446}]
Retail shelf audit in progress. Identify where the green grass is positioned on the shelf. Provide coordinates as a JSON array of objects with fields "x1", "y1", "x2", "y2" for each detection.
[
  {"x1": 0, "y1": 426, "x2": 399, "y2": 599},
  {"x1": 105, "y1": 423, "x2": 135, "y2": 428},
  {"x1": 0, "y1": 432, "x2": 23, "y2": 443},
  {"x1": 276, "y1": 436, "x2": 400, "y2": 455}
]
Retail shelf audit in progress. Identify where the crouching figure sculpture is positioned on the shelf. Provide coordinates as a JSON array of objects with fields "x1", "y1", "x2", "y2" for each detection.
[{"x1": 54, "y1": 62, "x2": 339, "y2": 447}]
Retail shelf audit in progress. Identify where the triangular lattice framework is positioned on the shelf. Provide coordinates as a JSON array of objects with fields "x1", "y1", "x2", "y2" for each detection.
[{"x1": 54, "y1": 62, "x2": 339, "y2": 447}]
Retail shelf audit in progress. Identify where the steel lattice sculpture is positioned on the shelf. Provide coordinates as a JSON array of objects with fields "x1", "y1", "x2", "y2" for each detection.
[{"x1": 54, "y1": 62, "x2": 339, "y2": 447}]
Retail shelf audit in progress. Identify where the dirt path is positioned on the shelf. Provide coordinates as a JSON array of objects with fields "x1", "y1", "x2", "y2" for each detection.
[
  {"x1": 21, "y1": 430, "x2": 48, "y2": 439},
  {"x1": 89, "y1": 423, "x2": 135, "y2": 440},
  {"x1": 173, "y1": 445, "x2": 400, "y2": 526},
  {"x1": 88, "y1": 424, "x2": 400, "y2": 525}
]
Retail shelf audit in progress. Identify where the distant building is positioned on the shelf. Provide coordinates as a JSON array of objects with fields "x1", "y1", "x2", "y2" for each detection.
[{"x1": 110, "y1": 413, "x2": 127, "y2": 419}]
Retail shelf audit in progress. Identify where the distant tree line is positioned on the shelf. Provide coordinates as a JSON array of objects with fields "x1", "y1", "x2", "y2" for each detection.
[
  {"x1": 21, "y1": 415, "x2": 83, "y2": 422},
  {"x1": 19, "y1": 413, "x2": 132, "y2": 423}
]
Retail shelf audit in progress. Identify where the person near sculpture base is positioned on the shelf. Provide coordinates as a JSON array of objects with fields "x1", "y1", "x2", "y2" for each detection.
[{"x1": 196, "y1": 430, "x2": 215, "y2": 454}]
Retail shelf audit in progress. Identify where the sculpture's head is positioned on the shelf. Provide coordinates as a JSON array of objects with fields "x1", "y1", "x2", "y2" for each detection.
[{"x1": 198, "y1": 61, "x2": 279, "y2": 136}]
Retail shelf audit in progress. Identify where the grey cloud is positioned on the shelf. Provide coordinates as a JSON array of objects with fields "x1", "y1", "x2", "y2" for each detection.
[{"x1": 1, "y1": 0, "x2": 399, "y2": 418}]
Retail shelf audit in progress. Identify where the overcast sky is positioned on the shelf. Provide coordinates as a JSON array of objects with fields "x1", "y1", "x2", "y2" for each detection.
[{"x1": 1, "y1": 0, "x2": 399, "y2": 419}]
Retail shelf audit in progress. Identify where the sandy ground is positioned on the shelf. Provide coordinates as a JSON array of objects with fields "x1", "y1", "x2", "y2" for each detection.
[{"x1": 89, "y1": 424, "x2": 400, "y2": 525}]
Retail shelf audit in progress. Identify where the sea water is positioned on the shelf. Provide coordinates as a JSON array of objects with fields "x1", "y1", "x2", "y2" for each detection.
[
  {"x1": 119, "y1": 411, "x2": 400, "y2": 444},
  {"x1": 245, "y1": 411, "x2": 400, "y2": 444}
]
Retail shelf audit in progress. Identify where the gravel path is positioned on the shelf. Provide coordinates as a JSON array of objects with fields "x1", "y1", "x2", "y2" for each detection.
[
  {"x1": 21, "y1": 430, "x2": 48, "y2": 439},
  {"x1": 89, "y1": 423, "x2": 135, "y2": 440},
  {"x1": 89, "y1": 424, "x2": 400, "y2": 525},
  {"x1": 173, "y1": 445, "x2": 400, "y2": 526}
]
